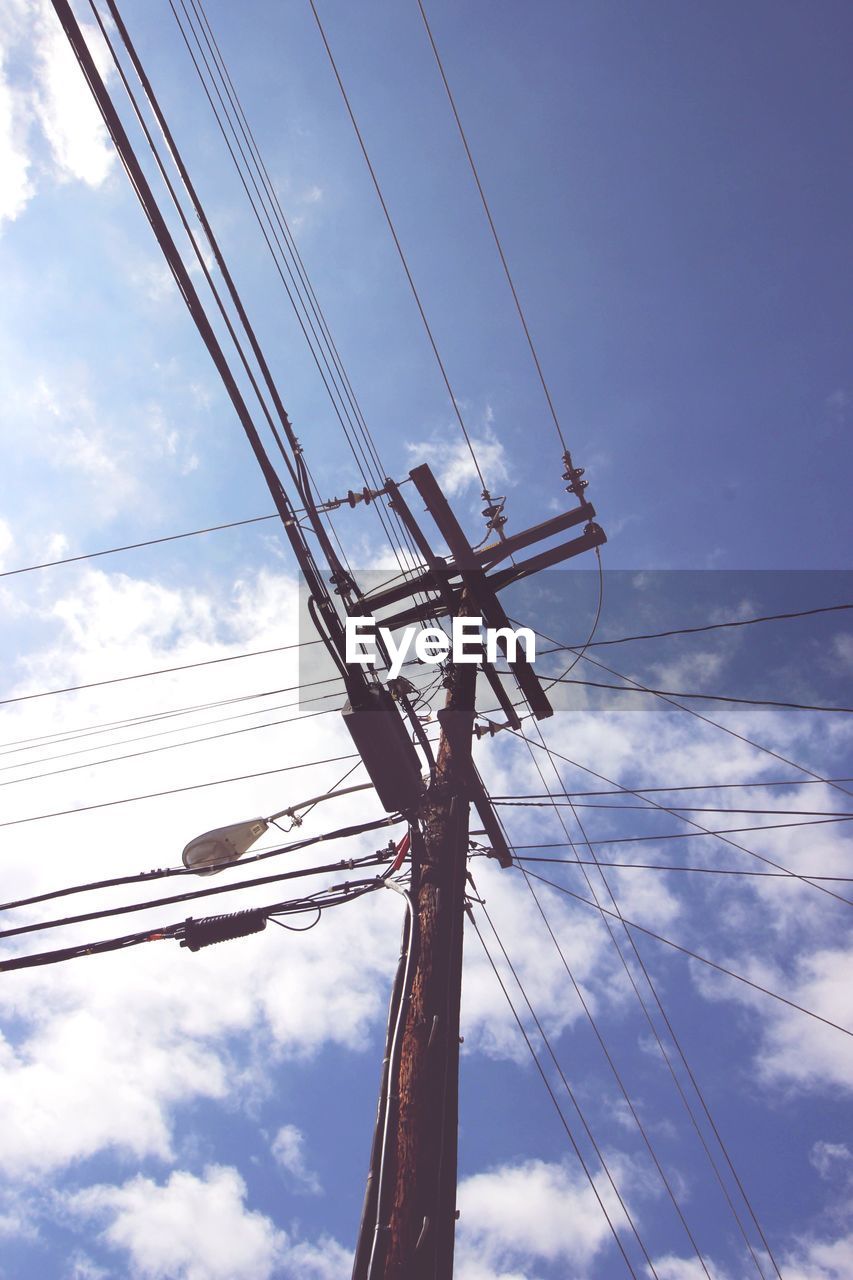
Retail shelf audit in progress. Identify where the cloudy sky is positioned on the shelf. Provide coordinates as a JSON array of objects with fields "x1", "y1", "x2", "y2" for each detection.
[{"x1": 1, "y1": 1, "x2": 852, "y2": 1278}]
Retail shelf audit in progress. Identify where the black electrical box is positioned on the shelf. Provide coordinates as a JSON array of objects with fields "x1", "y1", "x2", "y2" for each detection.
[{"x1": 342, "y1": 685, "x2": 424, "y2": 814}]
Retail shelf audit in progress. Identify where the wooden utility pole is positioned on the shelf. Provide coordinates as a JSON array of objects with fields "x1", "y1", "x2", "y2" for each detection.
[{"x1": 378, "y1": 655, "x2": 477, "y2": 1280}]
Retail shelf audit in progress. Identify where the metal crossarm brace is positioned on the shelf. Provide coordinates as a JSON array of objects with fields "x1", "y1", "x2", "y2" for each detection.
[{"x1": 409, "y1": 464, "x2": 553, "y2": 721}]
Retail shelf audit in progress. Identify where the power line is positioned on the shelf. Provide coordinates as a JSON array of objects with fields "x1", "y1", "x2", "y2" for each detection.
[
  {"x1": 521, "y1": 778, "x2": 853, "y2": 799},
  {"x1": 510, "y1": 854, "x2": 853, "y2": 882},
  {"x1": 467, "y1": 907, "x2": 640, "y2": 1277},
  {"x1": 0, "y1": 848, "x2": 395, "y2": 943},
  {"x1": 502, "y1": 816, "x2": 853, "y2": 848},
  {"x1": 519, "y1": 617, "x2": 853, "y2": 802},
  {"x1": 59, "y1": 0, "x2": 363, "y2": 701},
  {"x1": 539, "y1": 602, "x2": 853, "y2": 649},
  {"x1": 0, "y1": 878, "x2": 382, "y2": 973},
  {"x1": 0, "y1": 703, "x2": 346, "y2": 790},
  {"x1": 1, "y1": 660, "x2": 440, "y2": 783},
  {"x1": 0, "y1": 751, "x2": 361, "y2": 830},
  {"x1": 509, "y1": 726, "x2": 717, "y2": 1275},
  {"x1": 0, "y1": 655, "x2": 442, "y2": 765},
  {"x1": 306, "y1": 0, "x2": 490, "y2": 498},
  {"x1": 10, "y1": 593, "x2": 843, "y2": 715},
  {"x1": 470, "y1": 884, "x2": 658, "y2": 1276},
  {"x1": 579, "y1": 649, "x2": 853, "y2": 800},
  {"x1": 0, "y1": 816, "x2": 398, "y2": 914},
  {"x1": 0, "y1": 640, "x2": 320, "y2": 708},
  {"x1": 182, "y1": 0, "x2": 435, "y2": 609},
  {"x1": 508, "y1": 864, "x2": 768, "y2": 1276},
  {"x1": 547, "y1": 674, "x2": 853, "y2": 715},
  {"x1": 0, "y1": 513, "x2": 280, "y2": 579},
  {"x1": 508, "y1": 728, "x2": 853, "y2": 907},
  {"x1": 415, "y1": 0, "x2": 568, "y2": 458},
  {"x1": 0, "y1": 677, "x2": 344, "y2": 761},
  {"x1": 520, "y1": 867, "x2": 852, "y2": 1039},
  {"x1": 514, "y1": 722, "x2": 786, "y2": 1277},
  {"x1": 163, "y1": 0, "x2": 443, "y2": 662},
  {"x1": 0, "y1": 685, "x2": 342, "y2": 773},
  {"x1": 494, "y1": 799, "x2": 853, "y2": 817}
]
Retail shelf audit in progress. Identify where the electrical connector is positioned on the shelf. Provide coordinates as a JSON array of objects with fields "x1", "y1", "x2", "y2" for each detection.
[{"x1": 180, "y1": 909, "x2": 267, "y2": 952}]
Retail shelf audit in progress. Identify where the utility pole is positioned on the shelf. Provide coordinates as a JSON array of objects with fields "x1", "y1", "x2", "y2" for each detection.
[
  {"x1": 381, "y1": 649, "x2": 476, "y2": 1279},
  {"x1": 350, "y1": 466, "x2": 604, "y2": 1280},
  {"x1": 48, "y1": 7, "x2": 605, "y2": 1277}
]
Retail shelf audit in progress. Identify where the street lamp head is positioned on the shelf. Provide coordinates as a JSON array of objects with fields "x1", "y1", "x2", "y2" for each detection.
[{"x1": 182, "y1": 818, "x2": 269, "y2": 876}]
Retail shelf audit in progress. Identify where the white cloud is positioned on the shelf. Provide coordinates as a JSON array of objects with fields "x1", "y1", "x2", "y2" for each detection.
[
  {"x1": 279, "y1": 1237, "x2": 351, "y2": 1279},
  {"x1": 31, "y1": 1, "x2": 115, "y2": 188},
  {"x1": 0, "y1": 1184, "x2": 37, "y2": 1240},
  {"x1": 459, "y1": 862, "x2": 621, "y2": 1061},
  {"x1": 652, "y1": 1255, "x2": 731, "y2": 1280},
  {"x1": 270, "y1": 1123, "x2": 321, "y2": 1194},
  {"x1": 832, "y1": 633, "x2": 853, "y2": 670},
  {"x1": 0, "y1": 564, "x2": 401, "y2": 1176},
  {"x1": 810, "y1": 1141, "x2": 852, "y2": 1181},
  {"x1": 782, "y1": 1214, "x2": 853, "y2": 1280},
  {"x1": 1, "y1": 368, "x2": 205, "y2": 525},
  {"x1": 65, "y1": 1166, "x2": 286, "y2": 1280},
  {"x1": 455, "y1": 1156, "x2": 638, "y2": 1278},
  {"x1": 406, "y1": 417, "x2": 509, "y2": 499},
  {"x1": 754, "y1": 948, "x2": 853, "y2": 1092},
  {"x1": 64, "y1": 1166, "x2": 352, "y2": 1280},
  {"x1": 0, "y1": 28, "x2": 34, "y2": 228},
  {"x1": 0, "y1": 514, "x2": 14, "y2": 569},
  {"x1": 0, "y1": 555, "x2": 850, "y2": 1270},
  {"x1": 0, "y1": 0, "x2": 116, "y2": 230},
  {"x1": 67, "y1": 1253, "x2": 110, "y2": 1280}
]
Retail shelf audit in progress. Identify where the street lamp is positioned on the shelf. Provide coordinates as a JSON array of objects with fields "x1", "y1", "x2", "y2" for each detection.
[
  {"x1": 181, "y1": 781, "x2": 375, "y2": 875},
  {"x1": 182, "y1": 818, "x2": 269, "y2": 876}
]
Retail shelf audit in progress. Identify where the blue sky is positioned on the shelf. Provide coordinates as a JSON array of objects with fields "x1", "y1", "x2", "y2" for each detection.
[{"x1": 0, "y1": 2, "x2": 852, "y2": 1278}]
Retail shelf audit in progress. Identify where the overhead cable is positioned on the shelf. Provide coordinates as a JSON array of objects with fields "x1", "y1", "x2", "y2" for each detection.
[
  {"x1": 522, "y1": 722, "x2": 783, "y2": 1275},
  {"x1": 467, "y1": 907, "x2": 640, "y2": 1277},
  {"x1": 508, "y1": 816, "x2": 853, "y2": 847},
  {"x1": 0, "y1": 640, "x2": 319, "y2": 709},
  {"x1": 0, "y1": 676, "x2": 344, "y2": 761},
  {"x1": 521, "y1": 868, "x2": 852, "y2": 1039},
  {"x1": 471, "y1": 884, "x2": 660, "y2": 1276},
  {"x1": 509, "y1": 728, "x2": 715, "y2": 1275},
  {"x1": 547, "y1": 674, "x2": 853, "y2": 714},
  {"x1": 180, "y1": 0, "x2": 433, "y2": 600},
  {"x1": 0, "y1": 849, "x2": 396, "y2": 943},
  {"x1": 0, "y1": 816, "x2": 399, "y2": 914},
  {"x1": 415, "y1": 0, "x2": 569, "y2": 457},
  {"x1": 541, "y1": 601, "x2": 853, "y2": 650},
  {"x1": 0, "y1": 750, "x2": 360, "y2": 830},
  {"x1": 0, "y1": 685, "x2": 347, "y2": 774},
  {"x1": 0, "y1": 513, "x2": 280, "y2": 579},
  {"x1": 55, "y1": 0, "x2": 360, "y2": 697},
  {"x1": 508, "y1": 728, "x2": 853, "y2": 908},
  {"x1": 306, "y1": 0, "x2": 489, "y2": 496},
  {"x1": 494, "y1": 799, "x2": 853, "y2": 817},
  {"x1": 520, "y1": 617, "x2": 853, "y2": 801},
  {"x1": 510, "y1": 854, "x2": 853, "y2": 882},
  {"x1": 512, "y1": 860, "x2": 768, "y2": 1269},
  {"x1": 0, "y1": 702, "x2": 341, "y2": 790},
  {"x1": 0, "y1": 878, "x2": 383, "y2": 972}
]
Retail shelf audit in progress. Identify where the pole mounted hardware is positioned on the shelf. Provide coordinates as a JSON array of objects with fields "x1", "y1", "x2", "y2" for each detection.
[
  {"x1": 340, "y1": 461, "x2": 605, "y2": 861},
  {"x1": 182, "y1": 819, "x2": 270, "y2": 876},
  {"x1": 354, "y1": 462, "x2": 606, "y2": 724},
  {"x1": 180, "y1": 909, "x2": 267, "y2": 951},
  {"x1": 562, "y1": 448, "x2": 589, "y2": 498}
]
